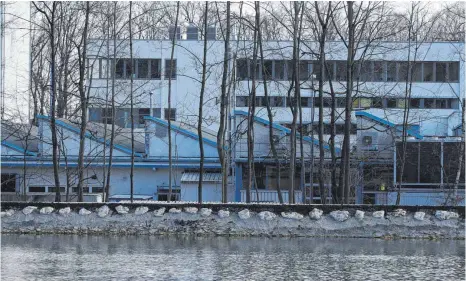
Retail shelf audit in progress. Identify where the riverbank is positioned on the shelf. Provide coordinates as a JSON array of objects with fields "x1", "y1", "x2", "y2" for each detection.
[{"x1": 1, "y1": 203, "x2": 464, "y2": 239}]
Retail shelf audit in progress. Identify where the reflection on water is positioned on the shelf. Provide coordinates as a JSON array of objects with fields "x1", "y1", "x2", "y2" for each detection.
[{"x1": 1, "y1": 235, "x2": 464, "y2": 281}]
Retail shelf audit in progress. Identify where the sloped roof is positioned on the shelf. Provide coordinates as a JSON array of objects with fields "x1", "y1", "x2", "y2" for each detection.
[
  {"x1": 37, "y1": 115, "x2": 144, "y2": 157},
  {"x1": 144, "y1": 116, "x2": 217, "y2": 147},
  {"x1": 355, "y1": 111, "x2": 423, "y2": 140},
  {"x1": 234, "y1": 110, "x2": 339, "y2": 153},
  {"x1": 1, "y1": 122, "x2": 39, "y2": 155}
]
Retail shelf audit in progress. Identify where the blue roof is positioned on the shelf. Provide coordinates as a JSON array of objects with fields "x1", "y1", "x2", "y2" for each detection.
[
  {"x1": 36, "y1": 115, "x2": 144, "y2": 157},
  {"x1": 1, "y1": 140, "x2": 38, "y2": 156},
  {"x1": 144, "y1": 116, "x2": 218, "y2": 148},
  {"x1": 355, "y1": 111, "x2": 423, "y2": 140},
  {"x1": 234, "y1": 110, "x2": 340, "y2": 154}
]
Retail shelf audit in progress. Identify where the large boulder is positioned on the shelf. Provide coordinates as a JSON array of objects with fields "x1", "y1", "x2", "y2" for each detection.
[
  {"x1": 435, "y1": 210, "x2": 459, "y2": 220},
  {"x1": 59, "y1": 207, "x2": 71, "y2": 216},
  {"x1": 97, "y1": 205, "x2": 110, "y2": 218},
  {"x1": 330, "y1": 210, "x2": 350, "y2": 222},
  {"x1": 200, "y1": 208, "x2": 212, "y2": 217},
  {"x1": 39, "y1": 207, "x2": 54, "y2": 214},
  {"x1": 135, "y1": 206, "x2": 149, "y2": 215},
  {"x1": 184, "y1": 207, "x2": 198, "y2": 214},
  {"x1": 115, "y1": 205, "x2": 129, "y2": 214},
  {"x1": 309, "y1": 208, "x2": 323, "y2": 220},
  {"x1": 169, "y1": 208, "x2": 181, "y2": 214},
  {"x1": 414, "y1": 212, "x2": 425, "y2": 221},
  {"x1": 153, "y1": 207, "x2": 166, "y2": 217},
  {"x1": 355, "y1": 210, "x2": 365, "y2": 220},
  {"x1": 281, "y1": 212, "x2": 303, "y2": 220},
  {"x1": 22, "y1": 206, "x2": 38, "y2": 215},
  {"x1": 238, "y1": 209, "x2": 250, "y2": 220},
  {"x1": 372, "y1": 210, "x2": 385, "y2": 218},
  {"x1": 79, "y1": 208, "x2": 92, "y2": 215},
  {"x1": 392, "y1": 209, "x2": 407, "y2": 217},
  {"x1": 218, "y1": 210, "x2": 230, "y2": 218},
  {"x1": 1, "y1": 209, "x2": 15, "y2": 217},
  {"x1": 258, "y1": 211, "x2": 276, "y2": 221}
]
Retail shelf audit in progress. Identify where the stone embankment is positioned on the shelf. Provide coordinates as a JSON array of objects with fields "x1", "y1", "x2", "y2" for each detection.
[{"x1": 1, "y1": 202, "x2": 464, "y2": 239}]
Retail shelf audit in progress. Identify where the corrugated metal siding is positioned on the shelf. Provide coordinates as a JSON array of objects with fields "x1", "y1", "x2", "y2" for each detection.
[{"x1": 181, "y1": 172, "x2": 222, "y2": 183}]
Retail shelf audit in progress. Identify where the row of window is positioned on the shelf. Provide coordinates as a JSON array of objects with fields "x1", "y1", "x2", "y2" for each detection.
[
  {"x1": 237, "y1": 59, "x2": 460, "y2": 83},
  {"x1": 236, "y1": 96, "x2": 460, "y2": 109},
  {"x1": 89, "y1": 58, "x2": 177, "y2": 80},
  {"x1": 89, "y1": 107, "x2": 176, "y2": 128},
  {"x1": 280, "y1": 123, "x2": 358, "y2": 135},
  {"x1": 28, "y1": 186, "x2": 103, "y2": 193}
]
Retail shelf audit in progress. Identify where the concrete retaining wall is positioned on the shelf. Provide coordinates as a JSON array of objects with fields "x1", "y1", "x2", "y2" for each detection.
[{"x1": 1, "y1": 202, "x2": 464, "y2": 239}]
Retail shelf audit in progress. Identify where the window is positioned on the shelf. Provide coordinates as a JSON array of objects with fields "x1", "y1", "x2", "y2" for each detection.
[
  {"x1": 49, "y1": 186, "x2": 66, "y2": 193},
  {"x1": 410, "y1": 98, "x2": 421, "y2": 108},
  {"x1": 1, "y1": 174, "x2": 16, "y2": 192},
  {"x1": 165, "y1": 59, "x2": 177, "y2": 79},
  {"x1": 90, "y1": 58, "x2": 100, "y2": 79},
  {"x1": 164, "y1": 108, "x2": 176, "y2": 121},
  {"x1": 236, "y1": 96, "x2": 249, "y2": 107},
  {"x1": 237, "y1": 59, "x2": 249, "y2": 80},
  {"x1": 372, "y1": 98, "x2": 383, "y2": 108},
  {"x1": 299, "y1": 61, "x2": 310, "y2": 80},
  {"x1": 139, "y1": 108, "x2": 150, "y2": 124},
  {"x1": 137, "y1": 59, "x2": 149, "y2": 79},
  {"x1": 352, "y1": 98, "x2": 360, "y2": 108},
  {"x1": 269, "y1": 96, "x2": 285, "y2": 107},
  {"x1": 336, "y1": 97, "x2": 346, "y2": 108},
  {"x1": 150, "y1": 59, "x2": 161, "y2": 79},
  {"x1": 398, "y1": 62, "x2": 409, "y2": 82},
  {"x1": 436, "y1": 99, "x2": 451, "y2": 109},
  {"x1": 153, "y1": 108, "x2": 161, "y2": 118},
  {"x1": 102, "y1": 108, "x2": 113, "y2": 124},
  {"x1": 157, "y1": 188, "x2": 181, "y2": 201},
  {"x1": 124, "y1": 59, "x2": 134, "y2": 78},
  {"x1": 274, "y1": 60, "x2": 285, "y2": 80},
  {"x1": 358, "y1": 61, "x2": 372, "y2": 81},
  {"x1": 311, "y1": 61, "x2": 321, "y2": 80},
  {"x1": 387, "y1": 62, "x2": 397, "y2": 82},
  {"x1": 29, "y1": 186, "x2": 46, "y2": 192},
  {"x1": 91, "y1": 186, "x2": 104, "y2": 194},
  {"x1": 373, "y1": 61, "x2": 385, "y2": 82},
  {"x1": 412, "y1": 62, "x2": 422, "y2": 82},
  {"x1": 323, "y1": 97, "x2": 332, "y2": 108},
  {"x1": 397, "y1": 99, "x2": 406, "y2": 109},
  {"x1": 115, "y1": 59, "x2": 124, "y2": 78},
  {"x1": 322, "y1": 61, "x2": 333, "y2": 81},
  {"x1": 262, "y1": 60, "x2": 273, "y2": 80},
  {"x1": 300, "y1": 97, "x2": 310, "y2": 107},
  {"x1": 423, "y1": 62, "x2": 434, "y2": 82},
  {"x1": 448, "y1": 62, "x2": 459, "y2": 82},
  {"x1": 286, "y1": 60, "x2": 294, "y2": 80},
  {"x1": 435, "y1": 62, "x2": 447, "y2": 82},
  {"x1": 360, "y1": 98, "x2": 372, "y2": 108},
  {"x1": 335, "y1": 61, "x2": 347, "y2": 81},
  {"x1": 424, "y1": 99, "x2": 435, "y2": 108},
  {"x1": 255, "y1": 96, "x2": 264, "y2": 107},
  {"x1": 386, "y1": 98, "x2": 397, "y2": 108}
]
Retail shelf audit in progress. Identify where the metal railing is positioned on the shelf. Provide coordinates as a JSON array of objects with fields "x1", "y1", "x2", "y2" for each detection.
[{"x1": 240, "y1": 189, "x2": 302, "y2": 203}]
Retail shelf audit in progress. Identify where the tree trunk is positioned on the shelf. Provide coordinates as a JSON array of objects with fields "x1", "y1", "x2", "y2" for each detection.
[
  {"x1": 167, "y1": 2, "x2": 180, "y2": 202},
  {"x1": 198, "y1": 2, "x2": 208, "y2": 203},
  {"x1": 129, "y1": 2, "x2": 135, "y2": 203},
  {"x1": 76, "y1": 2, "x2": 90, "y2": 202},
  {"x1": 256, "y1": 2, "x2": 283, "y2": 204}
]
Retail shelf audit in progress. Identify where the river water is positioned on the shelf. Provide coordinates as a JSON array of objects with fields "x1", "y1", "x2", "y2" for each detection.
[{"x1": 1, "y1": 235, "x2": 464, "y2": 281}]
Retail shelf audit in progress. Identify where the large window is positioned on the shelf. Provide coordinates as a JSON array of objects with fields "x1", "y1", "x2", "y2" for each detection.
[
  {"x1": 398, "y1": 62, "x2": 409, "y2": 82},
  {"x1": 262, "y1": 60, "x2": 273, "y2": 80},
  {"x1": 387, "y1": 62, "x2": 397, "y2": 82},
  {"x1": 335, "y1": 61, "x2": 347, "y2": 81},
  {"x1": 138, "y1": 108, "x2": 150, "y2": 125},
  {"x1": 124, "y1": 59, "x2": 134, "y2": 78},
  {"x1": 165, "y1": 59, "x2": 177, "y2": 79},
  {"x1": 269, "y1": 96, "x2": 285, "y2": 107},
  {"x1": 412, "y1": 62, "x2": 423, "y2": 82},
  {"x1": 373, "y1": 61, "x2": 384, "y2": 82},
  {"x1": 435, "y1": 62, "x2": 447, "y2": 82},
  {"x1": 137, "y1": 59, "x2": 149, "y2": 79},
  {"x1": 115, "y1": 59, "x2": 124, "y2": 78},
  {"x1": 423, "y1": 62, "x2": 434, "y2": 82},
  {"x1": 102, "y1": 108, "x2": 113, "y2": 124},
  {"x1": 237, "y1": 59, "x2": 249, "y2": 80},
  {"x1": 150, "y1": 59, "x2": 161, "y2": 79},
  {"x1": 448, "y1": 62, "x2": 459, "y2": 82},
  {"x1": 299, "y1": 61, "x2": 310, "y2": 80},
  {"x1": 274, "y1": 60, "x2": 285, "y2": 80},
  {"x1": 236, "y1": 96, "x2": 249, "y2": 107},
  {"x1": 164, "y1": 108, "x2": 176, "y2": 121}
]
